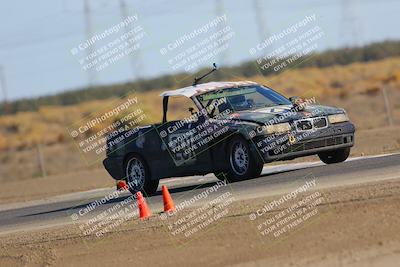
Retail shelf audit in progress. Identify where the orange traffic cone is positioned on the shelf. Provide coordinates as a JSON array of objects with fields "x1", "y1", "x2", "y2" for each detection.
[
  {"x1": 162, "y1": 185, "x2": 175, "y2": 212},
  {"x1": 136, "y1": 191, "x2": 151, "y2": 219},
  {"x1": 117, "y1": 180, "x2": 128, "y2": 190}
]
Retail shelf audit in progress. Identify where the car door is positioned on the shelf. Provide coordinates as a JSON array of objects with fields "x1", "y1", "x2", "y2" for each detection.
[{"x1": 155, "y1": 96, "x2": 213, "y2": 176}]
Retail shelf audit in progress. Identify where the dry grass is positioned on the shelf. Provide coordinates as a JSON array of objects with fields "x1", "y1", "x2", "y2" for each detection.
[{"x1": 1, "y1": 57, "x2": 400, "y2": 181}]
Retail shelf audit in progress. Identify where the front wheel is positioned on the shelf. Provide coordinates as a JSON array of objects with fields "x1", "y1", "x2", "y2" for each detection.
[
  {"x1": 223, "y1": 136, "x2": 263, "y2": 182},
  {"x1": 318, "y1": 147, "x2": 350, "y2": 164},
  {"x1": 125, "y1": 154, "x2": 159, "y2": 196}
]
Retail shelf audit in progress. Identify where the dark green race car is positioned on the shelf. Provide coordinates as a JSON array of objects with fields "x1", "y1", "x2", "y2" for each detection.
[{"x1": 103, "y1": 81, "x2": 355, "y2": 195}]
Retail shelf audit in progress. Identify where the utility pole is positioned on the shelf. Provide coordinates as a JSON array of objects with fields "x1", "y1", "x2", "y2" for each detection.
[
  {"x1": 119, "y1": 0, "x2": 142, "y2": 80},
  {"x1": 36, "y1": 143, "x2": 47, "y2": 177},
  {"x1": 215, "y1": 0, "x2": 228, "y2": 66},
  {"x1": 381, "y1": 86, "x2": 393, "y2": 127},
  {"x1": 84, "y1": 0, "x2": 96, "y2": 87},
  {"x1": 0, "y1": 65, "x2": 9, "y2": 115},
  {"x1": 253, "y1": 0, "x2": 269, "y2": 44}
]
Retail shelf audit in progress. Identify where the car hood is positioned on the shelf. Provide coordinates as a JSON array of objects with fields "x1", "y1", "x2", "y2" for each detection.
[{"x1": 228, "y1": 104, "x2": 344, "y2": 124}]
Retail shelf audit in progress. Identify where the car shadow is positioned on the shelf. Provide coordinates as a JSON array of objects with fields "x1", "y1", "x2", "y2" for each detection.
[{"x1": 20, "y1": 181, "x2": 219, "y2": 217}]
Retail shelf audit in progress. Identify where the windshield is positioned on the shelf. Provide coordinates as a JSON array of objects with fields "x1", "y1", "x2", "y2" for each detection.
[{"x1": 196, "y1": 85, "x2": 291, "y2": 117}]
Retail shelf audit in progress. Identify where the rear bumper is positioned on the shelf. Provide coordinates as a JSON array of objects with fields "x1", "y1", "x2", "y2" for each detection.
[
  {"x1": 103, "y1": 157, "x2": 125, "y2": 180},
  {"x1": 253, "y1": 121, "x2": 355, "y2": 163}
]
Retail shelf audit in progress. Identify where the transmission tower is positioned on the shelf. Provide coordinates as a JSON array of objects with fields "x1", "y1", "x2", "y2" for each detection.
[
  {"x1": 253, "y1": 0, "x2": 269, "y2": 44},
  {"x1": 341, "y1": 0, "x2": 361, "y2": 47},
  {"x1": 0, "y1": 65, "x2": 9, "y2": 115},
  {"x1": 120, "y1": 0, "x2": 143, "y2": 80},
  {"x1": 84, "y1": 0, "x2": 96, "y2": 87}
]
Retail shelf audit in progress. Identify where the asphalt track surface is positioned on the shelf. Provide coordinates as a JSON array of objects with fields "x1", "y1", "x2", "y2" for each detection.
[{"x1": 0, "y1": 153, "x2": 399, "y2": 235}]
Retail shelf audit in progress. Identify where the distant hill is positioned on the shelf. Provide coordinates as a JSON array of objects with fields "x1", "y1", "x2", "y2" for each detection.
[{"x1": 1, "y1": 40, "x2": 400, "y2": 115}]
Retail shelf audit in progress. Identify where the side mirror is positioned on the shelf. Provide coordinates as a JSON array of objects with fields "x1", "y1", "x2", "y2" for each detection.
[
  {"x1": 289, "y1": 96, "x2": 306, "y2": 111},
  {"x1": 289, "y1": 96, "x2": 300, "y2": 104}
]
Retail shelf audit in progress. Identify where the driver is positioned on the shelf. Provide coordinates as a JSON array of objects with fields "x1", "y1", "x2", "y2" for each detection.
[{"x1": 228, "y1": 94, "x2": 252, "y2": 110}]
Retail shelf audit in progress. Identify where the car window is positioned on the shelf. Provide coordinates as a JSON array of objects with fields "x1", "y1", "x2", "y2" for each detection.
[
  {"x1": 167, "y1": 96, "x2": 198, "y2": 122},
  {"x1": 197, "y1": 85, "x2": 291, "y2": 116}
]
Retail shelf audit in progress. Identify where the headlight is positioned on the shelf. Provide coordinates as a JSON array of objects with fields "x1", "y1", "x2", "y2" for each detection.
[
  {"x1": 328, "y1": 113, "x2": 349, "y2": 124},
  {"x1": 263, "y1": 123, "x2": 291, "y2": 134}
]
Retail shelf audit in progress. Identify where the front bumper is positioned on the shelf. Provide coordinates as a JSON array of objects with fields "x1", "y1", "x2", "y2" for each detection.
[
  {"x1": 253, "y1": 121, "x2": 355, "y2": 162},
  {"x1": 103, "y1": 156, "x2": 125, "y2": 180}
]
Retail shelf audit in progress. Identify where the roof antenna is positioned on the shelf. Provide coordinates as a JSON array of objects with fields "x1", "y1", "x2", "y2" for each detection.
[{"x1": 193, "y1": 63, "x2": 218, "y2": 86}]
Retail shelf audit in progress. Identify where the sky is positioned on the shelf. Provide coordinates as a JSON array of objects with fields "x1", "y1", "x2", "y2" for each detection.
[{"x1": 0, "y1": 0, "x2": 399, "y2": 100}]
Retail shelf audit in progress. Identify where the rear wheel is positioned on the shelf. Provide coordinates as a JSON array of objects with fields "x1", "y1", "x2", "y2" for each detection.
[
  {"x1": 222, "y1": 136, "x2": 263, "y2": 182},
  {"x1": 318, "y1": 147, "x2": 350, "y2": 164},
  {"x1": 125, "y1": 154, "x2": 159, "y2": 196}
]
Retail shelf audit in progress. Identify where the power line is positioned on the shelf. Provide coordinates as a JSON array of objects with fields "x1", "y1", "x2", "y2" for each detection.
[{"x1": 84, "y1": 0, "x2": 96, "y2": 87}]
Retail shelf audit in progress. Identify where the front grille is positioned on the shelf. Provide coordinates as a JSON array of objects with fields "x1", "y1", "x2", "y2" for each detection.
[
  {"x1": 313, "y1": 117, "x2": 327, "y2": 128},
  {"x1": 294, "y1": 117, "x2": 328, "y2": 132},
  {"x1": 296, "y1": 120, "x2": 313, "y2": 131}
]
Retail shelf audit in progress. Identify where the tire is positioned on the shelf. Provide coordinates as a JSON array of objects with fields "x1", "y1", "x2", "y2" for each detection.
[
  {"x1": 318, "y1": 147, "x2": 350, "y2": 164},
  {"x1": 223, "y1": 136, "x2": 263, "y2": 182},
  {"x1": 124, "y1": 154, "x2": 159, "y2": 196}
]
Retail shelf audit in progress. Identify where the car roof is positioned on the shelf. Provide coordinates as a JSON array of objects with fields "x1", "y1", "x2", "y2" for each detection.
[{"x1": 160, "y1": 81, "x2": 258, "y2": 98}]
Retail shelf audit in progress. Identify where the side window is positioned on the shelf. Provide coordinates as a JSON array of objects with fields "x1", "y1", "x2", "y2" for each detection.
[{"x1": 167, "y1": 96, "x2": 198, "y2": 122}]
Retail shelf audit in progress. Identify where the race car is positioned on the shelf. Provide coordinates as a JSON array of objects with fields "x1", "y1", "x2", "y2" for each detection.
[{"x1": 103, "y1": 68, "x2": 355, "y2": 195}]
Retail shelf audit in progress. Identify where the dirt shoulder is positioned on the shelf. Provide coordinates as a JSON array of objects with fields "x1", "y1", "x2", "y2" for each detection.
[{"x1": 1, "y1": 178, "x2": 399, "y2": 267}]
